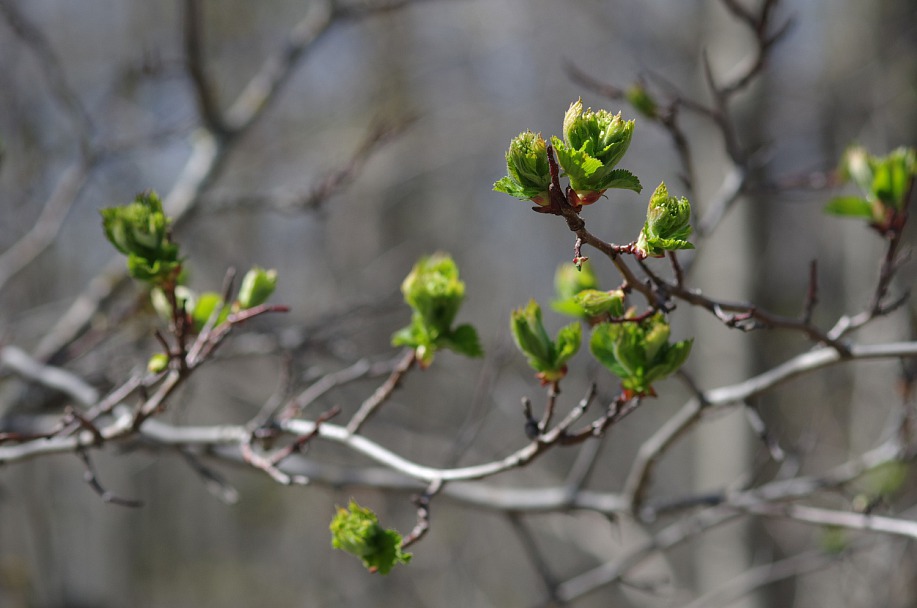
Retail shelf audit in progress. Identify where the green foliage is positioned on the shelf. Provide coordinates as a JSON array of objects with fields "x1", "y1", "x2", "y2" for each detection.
[
  {"x1": 551, "y1": 261, "x2": 600, "y2": 317},
  {"x1": 573, "y1": 289, "x2": 625, "y2": 317},
  {"x1": 191, "y1": 292, "x2": 229, "y2": 330},
  {"x1": 552, "y1": 98, "x2": 641, "y2": 205},
  {"x1": 510, "y1": 299, "x2": 581, "y2": 383},
  {"x1": 635, "y1": 182, "x2": 694, "y2": 258},
  {"x1": 826, "y1": 145, "x2": 916, "y2": 225},
  {"x1": 589, "y1": 312, "x2": 692, "y2": 395},
  {"x1": 238, "y1": 267, "x2": 278, "y2": 310},
  {"x1": 330, "y1": 501, "x2": 411, "y2": 574},
  {"x1": 493, "y1": 131, "x2": 552, "y2": 206},
  {"x1": 392, "y1": 254, "x2": 483, "y2": 366},
  {"x1": 100, "y1": 191, "x2": 181, "y2": 284}
]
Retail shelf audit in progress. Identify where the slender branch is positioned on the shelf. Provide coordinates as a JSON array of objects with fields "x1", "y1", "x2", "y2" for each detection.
[
  {"x1": 623, "y1": 341, "x2": 917, "y2": 510},
  {"x1": 681, "y1": 547, "x2": 843, "y2": 608},
  {"x1": 76, "y1": 449, "x2": 143, "y2": 508},
  {"x1": 0, "y1": 0, "x2": 94, "y2": 148},
  {"x1": 31, "y1": 0, "x2": 340, "y2": 364},
  {"x1": 346, "y1": 350, "x2": 416, "y2": 433},
  {"x1": 0, "y1": 161, "x2": 92, "y2": 293},
  {"x1": 739, "y1": 501, "x2": 917, "y2": 540},
  {"x1": 183, "y1": 0, "x2": 229, "y2": 136}
]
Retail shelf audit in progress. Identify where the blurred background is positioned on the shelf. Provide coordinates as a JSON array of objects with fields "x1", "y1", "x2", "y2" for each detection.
[{"x1": 0, "y1": 0, "x2": 915, "y2": 606}]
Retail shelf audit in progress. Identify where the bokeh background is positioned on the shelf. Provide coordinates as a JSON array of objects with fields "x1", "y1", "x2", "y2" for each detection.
[{"x1": 0, "y1": 0, "x2": 915, "y2": 606}]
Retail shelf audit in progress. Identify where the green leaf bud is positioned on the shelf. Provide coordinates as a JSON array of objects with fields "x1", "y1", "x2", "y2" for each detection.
[
  {"x1": 554, "y1": 261, "x2": 599, "y2": 300},
  {"x1": 150, "y1": 286, "x2": 196, "y2": 323},
  {"x1": 238, "y1": 267, "x2": 278, "y2": 310},
  {"x1": 191, "y1": 291, "x2": 228, "y2": 331},
  {"x1": 572, "y1": 289, "x2": 625, "y2": 318},
  {"x1": 100, "y1": 191, "x2": 181, "y2": 283},
  {"x1": 511, "y1": 300, "x2": 554, "y2": 365},
  {"x1": 493, "y1": 131, "x2": 552, "y2": 206},
  {"x1": 831, "y1": 146, "x2": 916, "y2": 224},
  {"x1": 511, "y1": 300, "x2": 581, "y2": 383},
  {"x1": 589, "y1": 312, "x2": 692, "y2": 396},
  {"x1": 392, "y1": 253, "x2": 481, "y2": 365},
  {"x1": 635, "y1": 182, "x2": 694, "y2": 258},
  {"x1": 553, "y1": 99, "x2": 641, "y2": 205},
  {"x1": 551, "y1": 261, "x2": 602, "y2": 318},
  {"x1": 147, "y1": 353, "x2": 169, "y2": 374},
  {"x1": 330, "y1": 500, "x2": 411, "y2": 574},
  {"x1": 401, "y1": 254, "x2": 465, "y2": 335}
]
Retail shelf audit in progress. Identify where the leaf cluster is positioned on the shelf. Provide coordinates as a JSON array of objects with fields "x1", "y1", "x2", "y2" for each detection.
[
  {"x1": 552, "y1": 98, "x2": 642, "y2": 205},
  {"x1": 826, "y1": 146, "x2": 916, "y2": 226},
  {"x1": 330, "y1": 500, "x2": 411, "y2": 574},
  {"x1": 635, "y1": 182, "x2": 694, "y2": 258},
  {"x1": 100, "y1": 191, "x2": 181, "y2": 284},
  {"x1": 511, "y1": 299, "x2": 581, "y2": 383},
  {"x1": 589, "y1": 312, "x2": 692, "y2": 396},
  {"x1": 391, "y1": 253, "x2": 483, "y2": 366}
]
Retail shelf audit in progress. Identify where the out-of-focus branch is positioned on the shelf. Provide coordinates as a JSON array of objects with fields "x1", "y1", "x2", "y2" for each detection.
[
  {"x1": 0, "y1": 1, "x2": 98, "y2": 294},
  {"x1": 0, "y1": 0, "x2": 94, "y2": 150},
  {"x1": 680, "y1": 547, "x2": 843, "y2": 608},
  {"x1": 183, "y1": 0, "x2": 229, "y2": 136},
  {"x1": 199, "y1": 118, "x2": 415, "y2": 214},
  {"x1": 30, "y1": 0, "x2": 414, "y2": 365},
  {"x1": 740, "y1": 502, "x2": 917, "y2": 540},
  {"x1": 623, "y1": 341, "x2": 917, "y2": 509},
  {"x1": 0, "y1": 160, "x2": 92, "y2": 293}
]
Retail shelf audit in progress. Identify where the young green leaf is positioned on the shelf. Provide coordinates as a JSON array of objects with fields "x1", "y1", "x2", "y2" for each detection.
[
  {"x1": 493, "y1": 131, "x2": 552, "y2": 206},
  {"x1": 824, "y1": 196, "x2": 874, "y2": 219},
  {"x1": 392, "y1": 254, "x2": 482, "y2": 366},
  {"x1": 553, "y1": 99, "x2": 641, "y2": 206},
  {"x1": 572, "y1": 289, "x2": 625, "y2": 318},
  {"x1": 238, "y1": 267, "x2": 278, "y2": 309},
  {"x1": 589, "y1": 312, "x2": 692, "y2": 396},
  {"x1": 635, "y1": 182, "x2": 694, "y2": 258},
  {"x1": 829, "y1": 145, "x2": 916, "y2": 226},
  {"x1": 100, "y1": 191, "x2": 181, "y2": 284},
  {"x1": 511, "y1": 299, "x2": 581, "y2": 383},
  {"x1": 330, "y1": 500, "x2": 411, "y2": 574},
  {"x1": 551, "y1": 261, "x2": 600, "y2": 318}
]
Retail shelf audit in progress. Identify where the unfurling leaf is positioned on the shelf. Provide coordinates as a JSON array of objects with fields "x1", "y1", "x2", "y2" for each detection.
[
  {"x1": 828, "y1": 145, "x2": 916, "y2": 226},
  {"x1": 100, "y1": 191, "x2": 181, "y2": 284},
  {"x1": 573, "y1": 289, "x2": 625, "y2": 318},
  {"x1": 635, "y1": 182, "x2": 694, "y2": 258},
  {"x1": 551, "y1": 261, "x2": 600, "y2": 318},
  {"x1": 238, "y1": 267, "x2": 278, "y2": 309},
  {"x1": 392, "y1": 253, "x2": 482, "y2": 366},
  {"x1": 493, "y1": 131, "x2": 552, "y2": 206},
  {"x1": 330, "y1": 500, "x2": 411, "y2": 574},
  {"x1": 589, "y1": 311, "x2": 692, "y2": 396},
  {"x1": 511, "y1": 299, "x2": 581, "y2": 383},
  {"x1": 552, "y1": 98, "x2": 641, "y2": 206}
]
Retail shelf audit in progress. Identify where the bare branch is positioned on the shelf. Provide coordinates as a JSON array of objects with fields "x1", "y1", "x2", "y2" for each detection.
[
  {"x1": 346, "y1": 350, "x2": 416, "y2": 434},
  {"x1": 76, "y1": 449, "x2": 143, "y2": 508},
  {"x1": 0, "y1": 161, "x2": 91, "y2": 294},
  {"x1": 183, "y1": 0, "x2": 228, "y2": 135}
]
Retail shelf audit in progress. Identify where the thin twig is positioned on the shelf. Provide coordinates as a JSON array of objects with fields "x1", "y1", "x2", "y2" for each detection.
[
  {"x1": 76, "y1": 449, "x2": 143, "y2": 508},
  {"x1": 346, "y1": 350, "x2": 416, "y2": 434}
]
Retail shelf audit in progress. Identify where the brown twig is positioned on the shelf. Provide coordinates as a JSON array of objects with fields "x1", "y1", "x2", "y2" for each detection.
[
  {"x1": 183, "y1": 0, "x2": 229, "y2": 136},
  {"x1": 76, "y1": 449, "x2": 143, "y2": 508},
  {"x1": 400, "y1": 478, "x2": 443, "y2": 550},
  {"x1": 346, "y1": 349, "x2": 416, "y2": 434}
]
